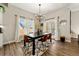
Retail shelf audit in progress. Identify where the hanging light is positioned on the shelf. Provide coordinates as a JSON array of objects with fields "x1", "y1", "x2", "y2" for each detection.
[
  {"x1": 0, "y1": 25, "x2": 4, "y2": 28},
  {"x1": 39, "y1": 4, "x2": 41, "y2": 15},
  {"x1": 35, "y1": 4, "x2": 45, "y2": 23},
  {"x1": 35, "y1": 4, "x2": 41, "y2": 21},
  {"x1": 0, "y1": 6, "x2": 5, "y2": 13},
  {"x1": 60, "y1": 20, "x2": 67, "y2": 25},
  {"x1": 0, "y1": 6, "x2": 5, "y2": 29}
]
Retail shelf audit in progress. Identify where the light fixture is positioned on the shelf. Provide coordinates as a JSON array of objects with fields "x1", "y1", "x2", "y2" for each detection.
[
  {"x1": 35, "y1": 4, "x2": 45, "y2": 23},
  {"x1": 0, "y1": 6, "x2": 5, "y2": 13},
  {"x1": 0, "y1": 25, "x2": 4, "y2": 28},
  {"x1": 0, "y1": 25, "x2": 4, "y2": 33},
  {"x1": 60, "y1": 20, "x2": 67, "y2": 25},
  {"x1": 38, "y1": 4, "x2": 41, "y2": 16}
]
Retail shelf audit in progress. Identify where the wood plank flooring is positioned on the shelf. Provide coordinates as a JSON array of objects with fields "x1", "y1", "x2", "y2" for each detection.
[
  {"x1": 0, "y1": 42, "x2": 24, "y2": 56},
  {"x1": 0, "y1": 39, "x2": 79, "y2": 56},
  {"x1": 42, "y1": 39, "x2": 79, "y2": 56}
]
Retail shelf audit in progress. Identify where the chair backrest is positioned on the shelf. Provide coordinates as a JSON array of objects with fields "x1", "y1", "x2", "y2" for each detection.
[
  {"x1": 47, "y1": 34, "x2": 49, "y2": 39},
  {"x1": 49, "y1": 33, "x2": 52, "y2": 39},
  {"x1": 41, "y1": 34, "x2": 48, "y2": 42},
  {"x1": 24, "y1": 35, "x2": 29, "y2": 42}
]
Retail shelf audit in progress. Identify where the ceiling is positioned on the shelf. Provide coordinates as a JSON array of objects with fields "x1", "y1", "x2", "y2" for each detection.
[
  {"x1": 10, "y1": 3, "x2": 79, "y2": 15},
  {"x1": 10, "y1": 3, "x2": 69, "y2": 15},
  {"x1": 68, "y1": 3, "x2": 79, "y2": 12}
]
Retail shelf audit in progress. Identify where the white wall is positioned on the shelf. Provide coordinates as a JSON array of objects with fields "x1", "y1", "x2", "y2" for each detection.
[
  {"x1": 2, "y1": 4, "x2": 71, "y2": 44},
  {"x1": 45, "y1": 7, "x2": 71, "y2": 42},
  {"x1": 0, "y1": 13, "x2": 3, "y2": 24},
  {"x1": 3, "y1": 4, "x2": 34, "y2": 44},
  {"x1": 71, "y1": 11, "x2": 79, "y2": 38},
  {"x1": 0, "y1": 10, "x2": 3, "y2": 47},
  {"x1": 43, "y1": 18, "x2": 59, "y2": 40}
]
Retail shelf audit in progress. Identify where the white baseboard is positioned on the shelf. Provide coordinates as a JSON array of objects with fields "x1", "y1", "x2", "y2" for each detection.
[
  {"x1": 0, "y1": 45, "x2": 3, "y2": 48},
  {"x1": 3, "y1": 39, "x2": 23, "y2": 45},
  {"x1": 65, "y1": 40, "x2": 71, "y2": 43},
  {"x1": 3, "y1": 40, "x2": 16, "y2": 45}
]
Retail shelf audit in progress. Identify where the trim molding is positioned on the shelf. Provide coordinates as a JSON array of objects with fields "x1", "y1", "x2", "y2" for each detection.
[
  {"x1": 3, "y1": 39, "x2": 23, "y2": 45},
  {"x1": 70, "y1": 10, "x2": 71, "y2": 33},
  {"x1": 3, "y1": 40, "x2": 16, "y2": 45}
]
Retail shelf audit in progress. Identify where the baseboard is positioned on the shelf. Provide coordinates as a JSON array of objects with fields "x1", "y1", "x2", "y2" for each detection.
[
  {"x1": 65, "y1": 40, "x2": 71, "y2": 43},
  {"x1": 3, "y1": 39, "x2": 23, "y2": 45},
  {"x1": 71, "y1": 37, "x2": 78, "y2": 39},
  {"x1": 3, "y1": 40, "x2": 16, "y2": 45},
  {"x1": 0, "y1": 45, "x2": 3, "y2": 48}
]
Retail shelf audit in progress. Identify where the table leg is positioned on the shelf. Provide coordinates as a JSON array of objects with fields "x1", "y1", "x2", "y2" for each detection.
[
  {"x1": 24, "y1": 40, "x2": 26, "y2": 47},
  {"x1": 32, "y1": 39, "x2": 35, "y2": 55},
  {"x1": 50, "y1": 38, "x2": 52, "y2": 42}
]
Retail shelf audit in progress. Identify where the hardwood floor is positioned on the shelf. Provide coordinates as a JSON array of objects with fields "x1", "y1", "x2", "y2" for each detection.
[
  {"x1": 42, "y1": 39, "x2": 79, "y2": 56},
  {"x1": 0, "y1": 42, "x2": 24, "y2": 56},
  {"x1": 0, "y1": 39, "x2": 79, "y2": 56}
]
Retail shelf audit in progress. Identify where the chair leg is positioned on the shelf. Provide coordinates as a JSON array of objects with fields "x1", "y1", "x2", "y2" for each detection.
[
  {"x1": 24, "y1": 43, "x2": 30, "y2": 55},
  {"x1": 45, "y1": 42, "x2": 47, "y2": 50},
  {"x1": 36, "y1": 41, "x2": 39, "y2": 56},
  {"x1": 43, "y1": 42, "x2": 46, "y2": 50},
  {"x1": 42, "y1": 42, "x2": 44, "y2": 50},
  {"x1": 24, "y1": 41, "x2": 26, "y2": 47}
]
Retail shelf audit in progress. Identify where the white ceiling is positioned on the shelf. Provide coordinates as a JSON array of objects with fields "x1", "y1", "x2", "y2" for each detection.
[
  {"x1": 68, "y1": 3, "x2": 79, "y2": 12},
  {"x1": 10, "y1": 3, "x2": 79, "y2": 15},
  {"x1": 10, "y1": 3, "x2": 69, "y2": 15}
]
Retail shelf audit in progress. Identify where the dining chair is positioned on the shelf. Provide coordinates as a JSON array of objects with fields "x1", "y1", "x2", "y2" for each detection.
[
  {"x1": 38, "y1": 34, "x2": 48, "y2": 51},
  {"x1": 47, "y1": 33, "x2": 52, "y2": 45},
  {"x1": 23, "y1": 35, "x2": 32, "y2": 55}
]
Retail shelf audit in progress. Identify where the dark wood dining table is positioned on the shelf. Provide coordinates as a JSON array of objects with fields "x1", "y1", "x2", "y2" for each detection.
[{"x1": 24, "y1": 33, "x2": 52, "y2": 55}]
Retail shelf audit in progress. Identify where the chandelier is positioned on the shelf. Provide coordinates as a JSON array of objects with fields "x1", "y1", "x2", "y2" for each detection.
[{"x1": 35, "y1": 4, "x2": 45, "y2": 23}]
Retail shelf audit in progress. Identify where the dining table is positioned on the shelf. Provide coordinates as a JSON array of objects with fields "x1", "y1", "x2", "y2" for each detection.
[{"x1": 24, "y1": 33, "x2": 52, "y2": 55}]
